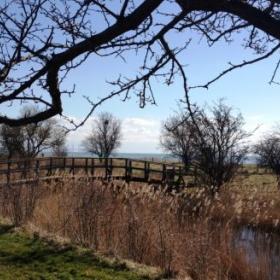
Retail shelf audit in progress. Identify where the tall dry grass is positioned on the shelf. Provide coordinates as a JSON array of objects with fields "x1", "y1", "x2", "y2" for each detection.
[{"x1": 0, "y1": 177, "x2": 279, "y2": 279}]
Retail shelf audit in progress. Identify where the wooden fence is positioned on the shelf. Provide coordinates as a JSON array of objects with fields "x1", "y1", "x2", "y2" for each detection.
[{"x1": 0, "y1": 157, "x2": 185, "y2": 186}]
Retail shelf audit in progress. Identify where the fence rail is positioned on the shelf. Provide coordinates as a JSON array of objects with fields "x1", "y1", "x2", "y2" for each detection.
[{"x1": 0, "y1": 157, "x2": 185, "y2": 186}]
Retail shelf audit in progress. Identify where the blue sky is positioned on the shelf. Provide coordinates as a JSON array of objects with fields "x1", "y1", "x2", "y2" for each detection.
[
  {"x1": 3, "y1": 1, "x2": 280, "y2": 153},
  {"x1": 62, "y1": 30, "x2": 280, "y2": 153}
]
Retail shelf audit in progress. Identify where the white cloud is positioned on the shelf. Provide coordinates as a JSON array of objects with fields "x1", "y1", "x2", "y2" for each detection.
[
  {"x1": 63, "y1": 113, "x2": 275, "y2": 154},
  {"x1": 65, "y1": 116, "x2": 162, "y2": 153},
  {"x1": 244, "y1": 114, "x2": 275, "y2": 144},
  {"x1": 122, "y1": 118, "x2": 160, "y2": 143}
]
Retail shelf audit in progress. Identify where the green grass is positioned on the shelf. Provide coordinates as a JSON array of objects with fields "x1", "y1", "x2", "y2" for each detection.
[{"x1": 0, "y1": 225, "x2": 156, "y2": 280}]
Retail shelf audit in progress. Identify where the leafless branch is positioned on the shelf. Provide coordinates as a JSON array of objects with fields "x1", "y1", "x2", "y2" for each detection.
[{"x1": 0, "y1": 0, "x2": 280, "y2": 127}]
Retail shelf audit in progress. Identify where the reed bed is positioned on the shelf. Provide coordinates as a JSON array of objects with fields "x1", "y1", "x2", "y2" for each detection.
[{"x1": 0, "y1": 176, "x2": 279, "y2": 279}]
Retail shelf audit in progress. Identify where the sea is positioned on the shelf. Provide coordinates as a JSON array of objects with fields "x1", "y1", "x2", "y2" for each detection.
[
  {"x1": 66, "y1": 152, "x2": 176, "y2": 161},
  {"x1": 65, "y1": 152, "x2": 257, "y2": 164}
]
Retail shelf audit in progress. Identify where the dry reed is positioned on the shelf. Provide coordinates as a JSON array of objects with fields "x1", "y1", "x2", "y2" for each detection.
[{"x1": 0, "y1": 176, "x2": 279, "y2": 279}]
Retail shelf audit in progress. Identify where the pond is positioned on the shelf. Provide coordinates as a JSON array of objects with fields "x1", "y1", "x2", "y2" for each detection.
[{"x1": 233, "y1": 226, "x2": 280, "y2": 279}]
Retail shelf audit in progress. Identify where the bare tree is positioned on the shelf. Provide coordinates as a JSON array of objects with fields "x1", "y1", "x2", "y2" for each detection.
[
  {"x1": 193, "y1": 101, "x2": 250, "y2": 194},
  {"x1": 0, "y1": 125, "x2": 25, "y2": 158},
  {"x1": 0, "y1": 107, "x2": 67, "y2": 159},
  {"x1": 160, "y1": 111, "x2": 197, "y2": 172},
  {"x1": 83, "y1": 112, "x2": 121, "y2": 158},
  {"x1": 194, "y1": 101, "x2": 250, "y2": 194},
  {"x1": 254, "y1": 131, "x2": 280, "y2": 189},
  {"x1": 50, "y1": 129, "x2": 68, "y2": 157},
  {"x1": 1, "y1": 1, "x2": 280, "y2": 127},
  {"x1": 160, "y1": 101, "x2": 249, "y2": 193}
]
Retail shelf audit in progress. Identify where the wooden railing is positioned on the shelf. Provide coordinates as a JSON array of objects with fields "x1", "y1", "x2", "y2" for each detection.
[{"x1": 0, "y1": 157, "x2": 185, "y2": 186}]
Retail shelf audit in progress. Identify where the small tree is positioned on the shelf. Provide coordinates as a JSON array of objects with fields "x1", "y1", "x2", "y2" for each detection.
[
  {"x1": 83, "y1": 112, "x2": 121, "y2": 158},
  {"x1": 0, "y1": 107, "x2": 67, "y2": 158},
  {"x1": 0, "y1": 125, "x2": 25, "y2": 158},
  {"x1": 160, "y1": 112, "x2": 197, "y2": 172},
  {"x1": 193, "y1": 101, "x2": 249, "y2": 194},
  {"x1": 50, "y1": 128, "x2": 68, "y2": 157},
  {"x1": 254, "y1": 132, "x2": 280, "y2": 189}
]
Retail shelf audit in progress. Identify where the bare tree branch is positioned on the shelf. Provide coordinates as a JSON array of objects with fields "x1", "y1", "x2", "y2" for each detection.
[{"x1": 0, "y1": 0, "x2": 280, "y2": 127}]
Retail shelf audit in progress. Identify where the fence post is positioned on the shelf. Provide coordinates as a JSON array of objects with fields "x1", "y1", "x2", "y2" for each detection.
[
  {"x1": 91, "y1": 158, "x2": 94, "y2": 177},
  {"x1": 125, "y1": 159, "x2": 128, "y2": 180},
  {"x1": 129, "y1": 160, "x2": 132, "y2": 180},
  {"x1": 109, "y1": 158, "x2": 113, "y2": 177},
  {"x1": 177, "y1": 166, "x2": 183, "y2": 186},
  {"x1": 36, "y1": 159, "x2": 40, "y2": 178},
  {"x1": 85, "y1": 158, "x2": 88, "y2": 175},
  {"x1": 162, "y1": 164, "x2": 166, "y2": 182},
  {"x1": 105, "y1": 158, "x2": 108, "y2": 178},
  {"x1": 7, "y1": 161, "x2": 10, "y2": 185},
  {"x1": 193, "y1": 165, "x2": 198, "y2": 185},
  {"x1": 144, "y1": 161, "x2": 150, "y2": 181},
  {"x1": 71, "y1": 158, "x2": 75, "y2": 176},
  {"x1": 125, "y1": 159, "x2": 132, "y2": 182},
  {"x1": 24, "y1": 160, "x2": 28, "y2": 179},
  {"x1": 49, "y1": 158, "x2": 53, "y2": 176}
]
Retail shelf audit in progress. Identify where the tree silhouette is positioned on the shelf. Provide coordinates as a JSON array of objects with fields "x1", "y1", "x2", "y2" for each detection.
[
  {"x1": 83, "y1": 112, "x2": 121, "y2": 158},
  {"x1": 160, "y1": 111, "x2": 198, "y2": 172},
  {"x1": 192, "y1": 101, "x2": 250, "y2": 194},
  {"x1": 255, "y1": 129, "x2": 280, "y2": 189},
  {"x1": 161, "y1": 101, "x2": 250, "y2": 193},
  {"x1": 0, "y1": 107, "x2": 67, "y2": 158}
]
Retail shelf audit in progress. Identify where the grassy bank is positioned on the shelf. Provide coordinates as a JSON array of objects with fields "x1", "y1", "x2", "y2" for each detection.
[{"x1": 0, "y1": 224, "x2": 160, "y2": 280}]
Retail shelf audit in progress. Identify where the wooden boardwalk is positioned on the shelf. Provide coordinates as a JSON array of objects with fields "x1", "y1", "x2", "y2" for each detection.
[{"x1": 0, "y1": 157, "x2": 186, "y2": 186}]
